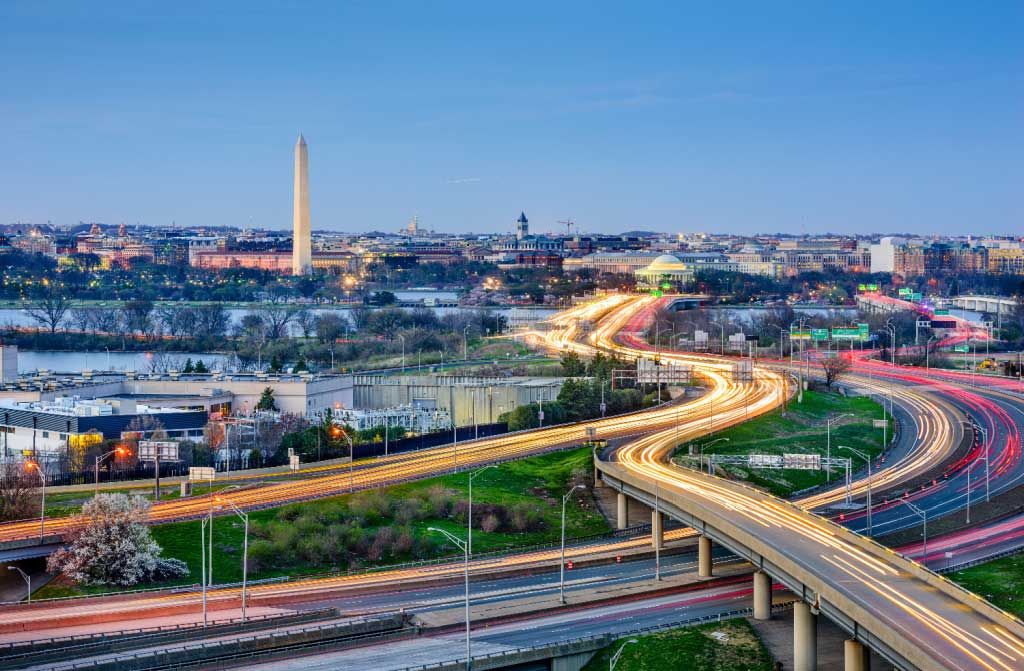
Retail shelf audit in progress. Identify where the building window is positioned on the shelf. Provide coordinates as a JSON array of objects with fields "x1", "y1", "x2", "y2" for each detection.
[{"x1": 42, "y1": 431, "x2": 49, "y2": 438}]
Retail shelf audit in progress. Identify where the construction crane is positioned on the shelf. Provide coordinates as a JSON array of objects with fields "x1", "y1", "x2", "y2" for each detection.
[{"x1": 557, "y1": 219, "x2": 575, "y2": 237}]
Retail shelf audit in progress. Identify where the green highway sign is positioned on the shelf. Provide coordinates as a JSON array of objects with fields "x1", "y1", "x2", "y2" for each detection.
[
  {"x1": 811, "y1": 328, "x2": 829, "y2": 341},
  {"x1": 866, "y1": 283, "x2": 878, "y2": 292},
  {"x1": 790, "y1": 329, "x2": 812, "y2": 340},
  {"x1": 934, "y1": 309, "x2": 949, "y2": 316},
  {"x1": 910, "y1": 293, "x2": 922, "y2": 302},
  {"x1": 857, "y1": 284, "x2": 867, "y2": 291},
  {"x1": 831, "y1": 323, "x2": 871, "y2": 341},
  {"x1": 898, "y1": 288, "x2": 912, "y2": 296},
  {"x1": 954, "y1": 345, "x2": 969, "y2": 353}
]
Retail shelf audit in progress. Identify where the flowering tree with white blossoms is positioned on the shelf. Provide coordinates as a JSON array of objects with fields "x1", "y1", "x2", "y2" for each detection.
[{"x1": 46, "y1": 493, "x2": 188, "y2": 586}]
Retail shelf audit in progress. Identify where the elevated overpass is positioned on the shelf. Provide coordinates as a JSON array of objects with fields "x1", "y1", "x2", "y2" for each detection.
[{"x1": 949, "y1": 295, "x2": 1018, "y2": 318}]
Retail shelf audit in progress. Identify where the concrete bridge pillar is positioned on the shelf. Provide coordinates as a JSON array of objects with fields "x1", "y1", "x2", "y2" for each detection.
[
  {"x1": 844, "y1": 639, "x2": 870, "y2": 671},
  {"x1": 651, "y1": 510, "x2": 663, "y2": 550},
  {"x1": 698, "y1": 535, "x2": 712, "y2": 577},
  {"x1": 753, "y1": 570, "x2": 771, "y2": 620},
  {"x1": 794, "y1": 601, "x2": 818, "y2": 671},
  {"x1": 616, "y1": 492, "x2": 628, "y2": 530}
]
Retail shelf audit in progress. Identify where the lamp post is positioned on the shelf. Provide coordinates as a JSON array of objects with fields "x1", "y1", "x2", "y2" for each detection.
[
  {"x1": 333, "y1": 426, "x2": 354, "y2": 492},
  {"x1": 773, "y1": 325, "x2": 785, "y2": 360},
  {"x1": 200, "y1": 513, "x2": 210, "y2": 626},
  {"x1": 925, "y1": 334, "x2": 937, "y2": 370},
  {"x1": 25, "y1": 461, "x2": 46, "y2": 541},
  {"x1": 609, "y1": 639, "x2": 639, "y2": 671},
  {"x1": 559, "y1": 484, "x2": 585, "y2": 604},
  {"x1": 883, "y1": 320, "x2": 897, "y2": 366},
  {"x1": 398, "y1": 334, "x2": 406, "y2": 372},
  {"x1": 468, "y1": 465, "x2": 495, "y2": 555},
  {"x1": 6, "y1": 566, "x2": 30, "y2": 603},
  {"x1": 901, "y1": 499, "x2": 928, "y2": 567},
  {"x1": 94, "y1": 446, "x2": 126, "y2": 497},
  {"x1": 825, "y1": 414, "x2": 854, "y2": 483},
  {"x1": 978, "y1": 425, "x2": 990, "y2": 502},
  {"x1": 839, "y1": 446, "x2": 872, "y2": 536},
  {"x1": 711, "y1": 322, "x2": 725, "y2": 356},
  {"x1": 428, "y1": 527, "x2": 471, "y2": 670},
  {"x1": 463, "y1": 324, "x2": 470, "y2": 361},
  {"x1": 214, "y1": 489, "x2": 249, "y2": 622}
]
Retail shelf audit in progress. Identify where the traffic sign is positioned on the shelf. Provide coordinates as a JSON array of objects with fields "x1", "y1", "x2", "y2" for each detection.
[
  {"x1": 189, "y1": 467, "x2": 215, "y2": 481},
  {"x1": 811, "y1": 328, "x2": 829, "y2": 341}
]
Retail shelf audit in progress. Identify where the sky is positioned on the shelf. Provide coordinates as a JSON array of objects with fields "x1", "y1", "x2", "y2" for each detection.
[{"x1": 1, "y1": 2, "x2": 1021, "y2": 236}]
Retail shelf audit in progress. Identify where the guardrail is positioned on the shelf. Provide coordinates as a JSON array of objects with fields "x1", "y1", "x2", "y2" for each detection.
[
  {"x1": 401, "y1": 601, "x2": 798, "y2": 670},
  {"x1": 0, "y1": 607, "x2": 338, "y2": 655},
  {"x1": 0, "y1": 608, "x2": 341, "y2": 669},
  {"x1": 46, "y1": 613, "x2": 408, "y2": 671}
]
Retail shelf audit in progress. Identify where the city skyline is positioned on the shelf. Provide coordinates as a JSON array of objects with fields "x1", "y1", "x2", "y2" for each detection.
[{"x1": 1, "y1": 3, "x2": 1021, "y2": 235}]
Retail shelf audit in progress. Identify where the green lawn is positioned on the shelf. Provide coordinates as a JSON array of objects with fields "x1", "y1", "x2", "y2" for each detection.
[
  {"x1": 582, "y1": 620, "x2": 774, "y2": 671},
  {"x1": 949, "y1": 553, "x2": 1024, "y2": 616},
  {"x1": 36, "y1": 446, "x2": 608, "y2": 599},
  {"x1": 677, "y1": 390, "x2": 889, "y2": 498}
]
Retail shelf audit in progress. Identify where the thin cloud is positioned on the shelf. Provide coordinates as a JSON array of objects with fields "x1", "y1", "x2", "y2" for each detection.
[{"x1": 447, "y1": 177, "x2": 481, "y2": 184}]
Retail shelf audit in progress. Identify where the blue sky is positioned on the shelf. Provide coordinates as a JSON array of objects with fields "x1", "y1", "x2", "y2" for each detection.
[{"x1": 1, "y1": 2, "x2": 1021, "y2": 236}]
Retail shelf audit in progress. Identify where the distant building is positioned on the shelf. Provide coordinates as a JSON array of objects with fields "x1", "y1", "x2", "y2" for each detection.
[
  {"x1": 516, "y1": 212, "x2": 529, "y2": 240},
  {"x1": 0, "y1": 397, "x2": 208, "y2": 464},
  {"x1": 634, "y1": 254, "x2": 694, "y2": 289}
]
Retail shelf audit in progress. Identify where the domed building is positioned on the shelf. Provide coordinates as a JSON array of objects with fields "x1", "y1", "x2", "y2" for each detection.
[{"x1": 635, "y1": 254, "x2": 693, "y2": 290}]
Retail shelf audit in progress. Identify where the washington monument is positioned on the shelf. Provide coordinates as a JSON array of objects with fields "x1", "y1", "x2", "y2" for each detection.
[{"x1": 292, "y1": 133, "x2": 312, "y2": 275}]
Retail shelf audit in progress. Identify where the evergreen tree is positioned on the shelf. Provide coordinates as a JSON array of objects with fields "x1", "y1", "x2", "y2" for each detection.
[
  {"x1": 294, "y1": 354, "x2": 308, "y2": 372},
  {"x1": 560, "y1": 350, "x2": 586, "y2": 377},
  {"x1": 256, "y1": 386, "x2": 278, "y2": 411},
  {"x1": 268, "y1": 353, "x2": 283, "y2": 374},
  {"x1": 193, "y1": 359, "x2": 209, "y2": 374}
]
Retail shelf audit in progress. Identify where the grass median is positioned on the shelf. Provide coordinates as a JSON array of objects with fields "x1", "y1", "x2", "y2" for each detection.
[
  {"x1": 676, "y1": 389, "x2": 889, "y2": 498},
  {"x1": 37, "y1": 446, "x2": 609, "y2": 599},
  {"x1": 949, "y1": 554, "x2": 1024, "y2": 616},
  {"x1": 582, "y1": 619, "x2": 774, "y2": 671}
]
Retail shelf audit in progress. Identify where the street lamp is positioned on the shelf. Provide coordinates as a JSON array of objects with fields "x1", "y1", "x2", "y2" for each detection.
[
  {"x1": 333, "y1": 426, "x2": 355, "y2": 493},
  {"x1": 560, "y1": 485, "x2": 585, "y2": 604},
  {"x1": 609, "y1": 639, "x2": 639, "y2": 671},
  {"x1": 839, "y1": 446, "x2": 872, "y2": 536},
  {"x1": 825, "y1": 414, "x2": 854, "y2": 483},
  {"x1": 94, "y1": 446, "x2": 127, "y2": 498},
  {"x1": 214, "y1": 488, "x2": 249, "y2": 622},
  {"x1": 468, "y1": 465, "x2": 496, "y2": 555},
  {"x1": 6, "y1": 566, "x2": 30, "y2": 603},
  {"x1": 428, "y1": 527, "x2": 471, "y2": 670},
  {"x1": 463, "y1": 324, "x2": 471, "y2": 361},
  {"x1": 925, "y1": 335, "x2": 937, "y2": 371},
  {"x1": 901, "y1": 499, "x2": 928, "y2": 567},
  {"x1": 25, "y1": 461, "x2": 46, "y2": 541},
  {"x1": 398, "y1": 334, "x2": 406, "y2": 372},
  {"x1": 699, "y1": 438, "x2": 729, "y2": 474}
]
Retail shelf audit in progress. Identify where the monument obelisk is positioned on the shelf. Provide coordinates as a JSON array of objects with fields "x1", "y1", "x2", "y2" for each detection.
[{"x1": 292, "y1": 134, "x2": 312, "y2": 275}]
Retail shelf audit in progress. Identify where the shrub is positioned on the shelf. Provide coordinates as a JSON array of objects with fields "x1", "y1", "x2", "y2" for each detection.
[
  {"x1": 510, "y1": 502, "x2": 544, "y2": 532},
  {"x1": 481, "y1": 514, "x2": 500, "y2": 533}
]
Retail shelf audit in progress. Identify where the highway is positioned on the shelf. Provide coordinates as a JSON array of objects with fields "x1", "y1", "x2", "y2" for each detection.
[
  {"x1": 4, "y1": 294, "x2": 1023, "y2": 670},
  {"x1": 0, "y1": 295, "x2": 788, "y2": 547}
]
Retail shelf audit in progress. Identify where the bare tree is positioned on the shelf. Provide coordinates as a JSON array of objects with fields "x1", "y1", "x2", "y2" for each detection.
[
  {"x1": 0, "y1": 462, "x2": 39, "y2": 522},
  {"x1": 69, "y1": 308, "x2": 94, "y2": 334},
  {"x1": 294, "y1": 307, "x2": 318, "y2": 338},
  {"x1": 121, "y1": 299, "x2": 155, "y2": 337},
  {"x1": 255, "y1": 304, "x2": 299, "y2": 340},
  {"x1": 194, "y1": 303, "x2": 230, "y2": 339},
  {"x1": 25, "y1": 285, "x2": 71, "y2": 333},
  {"x1": 820, "y1": 355, "x2": 852, "y2": 389}
]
